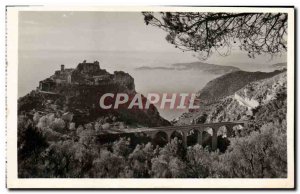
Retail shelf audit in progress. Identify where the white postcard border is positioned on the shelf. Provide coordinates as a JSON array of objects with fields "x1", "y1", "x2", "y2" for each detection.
[{"x1": 6, "y1": 6, "x2": 295, "y2": 189}]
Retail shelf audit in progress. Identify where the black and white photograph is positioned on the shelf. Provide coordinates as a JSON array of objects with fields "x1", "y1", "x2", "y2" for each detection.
[{"x1": 6, "y1": 6, "x2": 295, "y2": 189}]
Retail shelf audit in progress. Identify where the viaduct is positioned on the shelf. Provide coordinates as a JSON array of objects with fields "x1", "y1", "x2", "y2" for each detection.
[{"x1": 109, "y1": 121, "x2": 246, "y2": 151}]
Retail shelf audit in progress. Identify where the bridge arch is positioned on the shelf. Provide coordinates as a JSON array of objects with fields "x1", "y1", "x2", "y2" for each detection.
[
  {"x1": 170, "y1": 130, "x2": 183, "y2": 140},
  {"x1": 198, "y1": 127, "x2": 221, "y2": 151},
  {"x1": 187, "y1": 128, "x2": 201, "y2": 147},
  {"x1": 217, "y1": 126, "x2": 228, "y2": 137},
  {"x1": 152, "y1": 131, "x2": 169, "y2": 147},
  {"x1": 170, "y1": 130, "x2": 187, "y2": 148},
  {"x1": 213, "y1": 125, "x2": 232, "y2": 152},
  {"x1": 218, "y1": 124, "x2": 245, "y2": 138},
  {"x1": 131, "y1": 132, "x2": 153, "y2": 145}
]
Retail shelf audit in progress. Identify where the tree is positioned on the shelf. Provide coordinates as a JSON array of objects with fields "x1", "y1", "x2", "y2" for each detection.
[
  {"x1": 78, "y1": 129, "x2": 97, "y2": 148},
  {"x1": 91, "y1": 149, "x2": 127, "y2": 178},
  {"x1": 112, "y1": 137, "x2": 132, "y2": 158},
  {"x1": 150, "y1": 138, "x2": 187, "y2": 178},
  {"x1": 143, "y1": 12, "x2": 287, "y2": 59},
  {"x1": 215, "y1": 122, "x2": 287, "y2": 178},
  {"x1": 128, "y1": 143, "x2": 155, "y2": 177},
  {"x1": 18, "y1": 115, "x2": 48, "y2": 178},
  {"x1": 185, "y1": 144, "x2": 219, "y2": 178}
]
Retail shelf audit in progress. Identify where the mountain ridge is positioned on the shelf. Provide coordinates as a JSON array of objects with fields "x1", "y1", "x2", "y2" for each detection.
[{"x1": 136, "y1": 61, "x2": 240, "y2": 75}]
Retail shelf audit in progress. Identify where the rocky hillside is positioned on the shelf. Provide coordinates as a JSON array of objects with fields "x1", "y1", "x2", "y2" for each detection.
[
  {"x1": 207, "y1": 72, "x2": 286, "y2": 121},
  {"x1": 175, "y1": 70, "x2": 287, "y2": 129},
  {"x1": 18, "y1": 62, "x2": 170, "y2": 128},
  {"x1": 198, "y1": 69, "x2": 286, "y2": 104}
]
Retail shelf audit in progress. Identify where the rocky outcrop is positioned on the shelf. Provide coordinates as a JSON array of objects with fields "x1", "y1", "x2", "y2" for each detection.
[
  {"x1": 113, "y1": 71, "x2": 135, "y2": 93},
  {"x1": 234, "y1": 93, "x2": 259, "y2": 109},
  {"x1": 19, "y1": 61, "x2": 170, "y2": 128}
]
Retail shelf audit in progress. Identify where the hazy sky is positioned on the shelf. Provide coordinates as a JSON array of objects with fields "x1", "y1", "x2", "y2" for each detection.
[
  {"x1": 19, "y1": 11, "x2": 287, "y2": 66},
  {"x1": 19, "y1": 11, "x2": 180, "y2": 52}
]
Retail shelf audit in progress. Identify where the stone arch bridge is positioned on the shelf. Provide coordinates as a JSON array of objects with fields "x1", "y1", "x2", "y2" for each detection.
[{"x1": 112, "y1": 121, "x2": 246, "y2": 151}]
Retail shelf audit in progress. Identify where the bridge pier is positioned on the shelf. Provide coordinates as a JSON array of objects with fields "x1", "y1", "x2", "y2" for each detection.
[
  {"x1": 197, "y1": 129, "x2": 203, "y2": 146},
  {"x1": 166, "y1": 131, "x2": 172, "y2": 143},
  {"x1": 182, "y1": 131, "x2": 187, "y2": 148},
  {"x1": 211, "y1": 127, "x2": 219, "y2": 151}
]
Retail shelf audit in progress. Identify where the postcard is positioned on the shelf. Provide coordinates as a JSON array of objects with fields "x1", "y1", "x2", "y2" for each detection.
[{"x1": 6, "y1": 6, "x2": 295, "y2": 189}]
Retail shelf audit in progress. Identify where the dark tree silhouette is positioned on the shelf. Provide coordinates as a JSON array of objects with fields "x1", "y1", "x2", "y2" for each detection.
[{"x1": 143, "y1": 12, "x2": 287, "y2": 59}]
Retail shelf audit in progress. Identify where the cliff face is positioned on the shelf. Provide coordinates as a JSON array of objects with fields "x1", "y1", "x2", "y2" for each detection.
[
  {"x1": 18, "y1": 61, "x2": 170, "y2": 127},
  {"x1": 234, "y1": 93, "x2": 259, "y2": 109},
  {"x1": 175, "y1": 70, "x2": 287, "y2": 127},
  {"x1": 112, "y1": 71, "x2": 135, "y2": 92}
]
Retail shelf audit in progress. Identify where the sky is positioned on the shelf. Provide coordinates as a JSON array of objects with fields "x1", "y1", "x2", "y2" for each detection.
[
  {"x1": 19, "y1": 11, "x2": 287, "y2": 65},
  {"x1": 19, "y1": 11, "x2": 180, "y2": 52}
]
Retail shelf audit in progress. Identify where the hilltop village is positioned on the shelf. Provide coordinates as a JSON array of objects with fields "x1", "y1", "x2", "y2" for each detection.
[
  {"x1": 38, "y1": 60, "x2": 122, "y2": 93},
  {"x1": 18, "y1": 60, "x2": 169, "y2": 132}
]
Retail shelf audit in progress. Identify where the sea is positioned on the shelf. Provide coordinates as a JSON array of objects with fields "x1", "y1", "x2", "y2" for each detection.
[{"x1": 18, "y1": 50, "x2": 281, "y2": 120}]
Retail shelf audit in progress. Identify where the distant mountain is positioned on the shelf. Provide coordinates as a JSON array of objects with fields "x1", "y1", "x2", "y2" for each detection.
[
  {"x1": 136, "y1": 62, "x2": 240, "y2": 75},
  {"x1": 135, "y1": 66, "x2": 175, "y2": 70},
  {"x1": 270, "y1": 62, "x2": 287, "y2": 70},
  {"x1": 172, "y1": 62, "x2": 240, "y2": 74},
  {"x1": 198, "y1": 69, "x2": 286, "y2": 104}
]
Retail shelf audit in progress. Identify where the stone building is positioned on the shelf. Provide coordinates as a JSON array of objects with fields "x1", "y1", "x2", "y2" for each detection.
[
  {"x1": 76, "y1": 60, "x2": 100, "y2": 74},
  {"x1": 93, "y1": 74, "x2": 111, "y2": 84},
  {"x1": 52, "y1": 64, "x2": 74, "y2": 84},
  {"x1": 38, "y1": 60, "x2": 108, "y2": 92},
  {"x1": 39, "y1": 78, "x2": 56, "y2": 92}
]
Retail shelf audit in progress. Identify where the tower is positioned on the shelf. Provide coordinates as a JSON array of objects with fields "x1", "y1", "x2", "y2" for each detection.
[
  {"x1": 61, "y1": 64, "x2": 65, "y2": 71},
  {"x1": 94, "y1": 60, "x2": 100, "y2": 69}
]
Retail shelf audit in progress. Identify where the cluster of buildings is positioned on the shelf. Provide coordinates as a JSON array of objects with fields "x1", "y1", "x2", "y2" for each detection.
[{"x1": 38, "y1": 60, "x2": 110, "y2": 92}]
